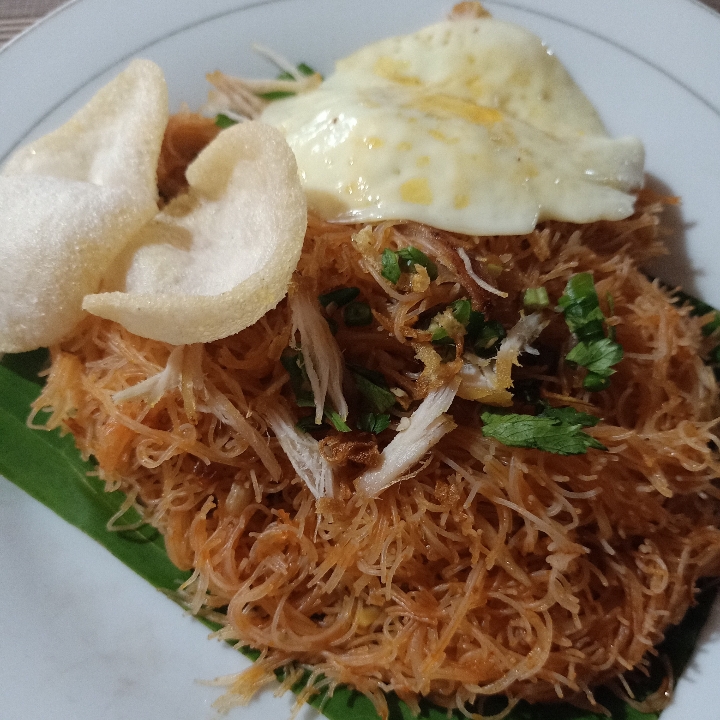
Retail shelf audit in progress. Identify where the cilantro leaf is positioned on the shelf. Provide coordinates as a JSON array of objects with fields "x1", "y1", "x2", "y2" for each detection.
[
  {"x1": 480, "y1": 406, "x2": 606, "y2": 455},
  {"x1": 351, "y1": 370, "x2": 396, "y2": 414},
  {"x1": 357, "y1": 412, "x2": 391, "y2": 434},
  {"x1": 537, "y1": 405, "x2": 600, "y2": 427},
  {"x1": 558, "y1": 273, "x2": 606, "y2": 338},
  {"x1": 566, "y1": 338, "x2": 624, "y2": 376},
  {"x1": 558, "y1": 273, "x2": 623, "y2": 391}
]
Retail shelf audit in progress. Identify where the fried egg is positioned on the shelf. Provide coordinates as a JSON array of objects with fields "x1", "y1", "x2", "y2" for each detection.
[{"x1": 260, "y1": 15, "x2": 644, "y2": 235}]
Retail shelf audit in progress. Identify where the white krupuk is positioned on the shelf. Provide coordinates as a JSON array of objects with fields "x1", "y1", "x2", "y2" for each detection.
[
  {"x1": 0, "y1": 59, "x2": 168, "y2": 353},
  {"x1": 83, "y1": 121, "x2": 307, "y2": 344}
]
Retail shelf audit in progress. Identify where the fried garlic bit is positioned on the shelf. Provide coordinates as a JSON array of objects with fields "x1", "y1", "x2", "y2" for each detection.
[{"x1": 0, "y1": 60, "x2": 307, "y2": 352}]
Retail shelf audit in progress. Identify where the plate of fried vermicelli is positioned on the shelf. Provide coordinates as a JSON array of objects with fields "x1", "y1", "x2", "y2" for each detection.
[{"x1": 1, "y1": 1, "x2": 720, "y2": 720}]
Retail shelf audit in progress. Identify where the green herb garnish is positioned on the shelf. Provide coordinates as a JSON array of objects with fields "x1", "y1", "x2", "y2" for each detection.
[
  {"x1": 481, "y1": 405, "x2": 606, "y2": 455},
  {"x1": 558, "y1": 273, "x2": 606, "y2": 339},
  {"x1": 381, "y1": 246, "x2": 438, "y2": 284},
  {"x1": 296, "y1": 415, "x2": 328, "y2": 433},
  {"x1": 430, "y1": 326, "x2": 457, "y2": 362},
  {"x1": 324, "y1": 408, "x2": 352, "y2": 433},
  {"x1": 381, "y1": 248, "x2": 401, "y2": 284},
  {"x1": 565, "y1": 338, "x2": 624, "y2": 391},
  {"x1": 282, "y1": 350, "x2": 349, "y2": 430},
  {"x1": 451, "y1": 298, "x2": 472, "y2": 325},
  {"x1": 397, "y1": 246, "x2": 438, "y2": 280},
  {"x1": 472, "y1": 320, "x2": 506, "y2": 357},
  {"x1": 523, "y1": 286, "x2": 549, "y2": 309},
  {"x1": 215, "y1": 113, "x2": 238, "y2": 128},
  {"x1": 351, "y1": 369, "x2": 396, "y2": 414},
  {"x1": 558, "y1": 273, "x2": 623, "y2": 390},
  {"x1": 357, "y1": 412, "x2": 391, "y2": 434},
  {"x1": 343, "y1": 301, "x2": 373, "y2": 327},
  {"x1": 446, "y1": 300, "x2": 507, "y2": 358},
  {"x1": 258, "y1": 62, "x2": 319, "y2": 100},
  {"x1": 281, "y1": 350, "x2": 314, "y2": 407},
  {"x1": 318, "y1": 286, "x2": 360, "y2": 308}
]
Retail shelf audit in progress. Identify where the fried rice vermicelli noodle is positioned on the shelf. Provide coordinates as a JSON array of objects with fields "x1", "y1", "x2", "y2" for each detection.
[{"x1": 33, "y1": 113, "x2": 720, "y2": 719}]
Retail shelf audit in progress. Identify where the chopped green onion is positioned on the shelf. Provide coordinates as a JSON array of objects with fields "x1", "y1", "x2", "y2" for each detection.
[
  {"x1": 297, "y1": 409, "x2": 350, "y2": 433},
  {"x1": 282, "y1": 350, "x2": 348, "y2": 427},
  {"x1": 277, "y1": 62, "x2": 317, "y2": 79},
  {"x1": 281, "y1": 350, "x2": 314, "y2": 407},
  {"x1": 381, "y1": 248, "x2": 401, "y2": 284},
  {"x1": 397, "y1": 246, "x2": 438, "y2": 280},
  {"x1": 431, "y1": 327, "x2": 449, "y2": 343},
  {"x1": 258, "y1": 63, "x2": 320, "y2": 100},
  {"x1": 381, "y1": 246, "x2": 438, "y2": 284},
  {"x1": 325, "y1": 408, "x2": 351, "y2": 433},
  {"x1": 473, "y1": 320, "x2": 506, "y2": 356},
  {"x1": 318, "y1": 286, "x2": 360, "y2": 308},
  {"x1": 465, "y1": 310, "x2": 486, "y2": 342},
  {"x1": 257, "y1": 90, "x2": 296, "y2": 101},
  {"x1": 343, "y1": 301, "x2": 373, "y2": 327},
  {"x1": 296, "y1": 415, "x2": 326, "y2": 433},
  {"x1": 215, "y1": 113, "x2": 238, "y2": 128},
  {"x1": 451, "y1": 298, "x2": 472, "y2": 326},
  {"x1": 523, "y1": 287, "x2": 549, "y2": 309}
]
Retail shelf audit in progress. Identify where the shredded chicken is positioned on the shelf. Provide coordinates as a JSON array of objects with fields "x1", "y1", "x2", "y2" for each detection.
[
  {"x1": 356, "y1": 378, "x2": 460, "y2": 497},
  {"x1": 458, "y1": 312, "x2": 549, "y2": 405},
  {"x1": 261, "y1": 402, "x2": 334, "y2": 499},
  {"x1": 289, "y1": 287, "x2": 348, "y2": 425}
]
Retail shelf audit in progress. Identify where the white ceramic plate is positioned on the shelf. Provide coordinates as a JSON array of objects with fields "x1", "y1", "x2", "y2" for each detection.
[{"x1": 1, "y1": 1, "x2": 720, "y2": 718}]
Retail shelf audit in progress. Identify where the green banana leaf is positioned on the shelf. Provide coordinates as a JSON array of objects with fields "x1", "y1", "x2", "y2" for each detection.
[{"x1": 0, "y1": 345, "x2": 716, "y2": 720}]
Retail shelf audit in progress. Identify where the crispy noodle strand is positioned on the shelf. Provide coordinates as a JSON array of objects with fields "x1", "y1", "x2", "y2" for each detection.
[{"x1": 30, "y1": 115, "x2": 720, "y2": 719}]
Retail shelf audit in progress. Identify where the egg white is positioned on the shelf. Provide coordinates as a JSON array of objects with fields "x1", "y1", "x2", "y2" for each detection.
[{"x1": 261, "y1": 15, "x2": 644, "y2": 236}]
